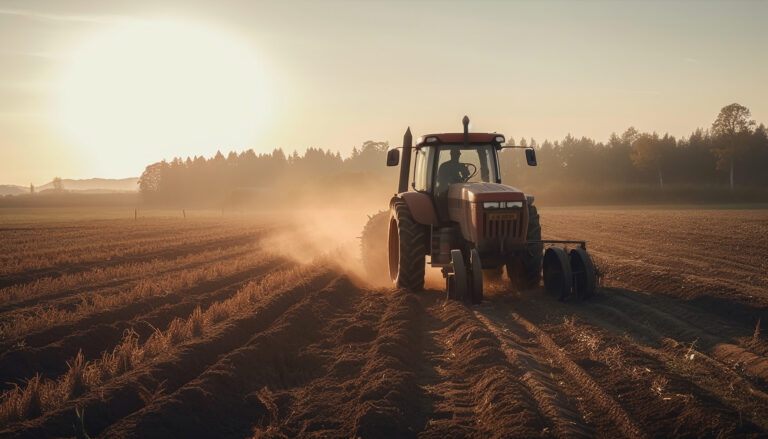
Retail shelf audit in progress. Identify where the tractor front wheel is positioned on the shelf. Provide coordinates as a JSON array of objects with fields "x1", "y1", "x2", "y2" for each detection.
[
  {"x1": 446, "y1": 249, "x2": 468, "y2": 301},
  {"x1": 388, "y1": 202, "x2": 426, "y2": 291},
  {"x1": 469, "y1": 248, "x2": 483, "y2": 304},
  {"x1": 507, "y1": 203, "x2": 543, "y2": 289}
]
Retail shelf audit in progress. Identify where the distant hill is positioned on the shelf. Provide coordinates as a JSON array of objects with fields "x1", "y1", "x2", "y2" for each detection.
[
  {"x1": 0, "y1": 185, "x2": 27, "y2": 196},
  {"x1": 0, "y1": 178, "x2": 139, "y2": 196},
  {"x1": 37, "y1": 177, "x2": 139, "y2": 193}
]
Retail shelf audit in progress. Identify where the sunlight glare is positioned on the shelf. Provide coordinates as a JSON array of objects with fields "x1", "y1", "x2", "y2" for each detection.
[{"x1": 57, "y1": 20, "x2": 269, "y2": 174}]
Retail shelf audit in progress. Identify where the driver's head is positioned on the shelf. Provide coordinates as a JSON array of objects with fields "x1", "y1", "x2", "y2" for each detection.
[{"x1": 450, "y1": 148, "x2": 461, "y2": 161}]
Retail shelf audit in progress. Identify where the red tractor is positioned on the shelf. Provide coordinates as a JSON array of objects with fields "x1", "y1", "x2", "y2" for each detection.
[{"x1": 361, "y1": 116, "x2": 596, "y2": 303}]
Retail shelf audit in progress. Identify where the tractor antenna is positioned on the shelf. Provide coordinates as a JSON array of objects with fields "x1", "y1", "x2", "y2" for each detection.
[{"x1": 462, "y1": 115, "x2": 470, "y2": 146}]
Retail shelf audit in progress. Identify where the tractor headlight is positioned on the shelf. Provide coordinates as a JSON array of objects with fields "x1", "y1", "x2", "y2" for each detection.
[
  {"x1": 483, "y1": 202, "x2": 500, "y2": 209},
  {"x1": 503, "y1": 201, "x2": 523, "y2": 208}
]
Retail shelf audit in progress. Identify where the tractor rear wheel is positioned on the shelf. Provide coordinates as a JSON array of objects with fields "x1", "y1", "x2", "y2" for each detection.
[
  {"x1": 523, "y1": 204, "x2": 544, "y2": 287},
  {"x1": 388, "y1": 202, "x2": 426, "y2": 291}
]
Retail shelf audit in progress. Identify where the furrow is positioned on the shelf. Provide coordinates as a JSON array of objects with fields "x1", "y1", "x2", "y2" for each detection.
[
  {"x1": 0, "y1": 260, "x2": 287, "y2": 390},
  {"x1": 510, "y1": 312, "x2": 646, "y2": 439},
  {"x1": 474, "y1": 310, "x2": 594, "y2": 439},
  {"x1": 0, "y1": 266, "x2": 335, "y2": 438}
]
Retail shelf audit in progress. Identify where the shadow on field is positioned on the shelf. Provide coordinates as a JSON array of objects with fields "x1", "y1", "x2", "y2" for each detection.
[{"x1": 491, "y1": 284, "x2": 768, "y2": 353}]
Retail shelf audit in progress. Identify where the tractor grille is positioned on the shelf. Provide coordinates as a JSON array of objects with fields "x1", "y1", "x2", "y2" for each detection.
[{"x1": 483, "y1": 211, "x2": 523, "y2": 239}]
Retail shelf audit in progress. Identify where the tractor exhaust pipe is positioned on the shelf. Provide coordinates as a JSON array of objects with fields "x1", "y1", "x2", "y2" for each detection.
[
  {"x1": 398, "y1": 127, "x2": 412, "y2": 193},
  {"x1": 462, "y1": 115, "x2": 469, "y2": 146}
]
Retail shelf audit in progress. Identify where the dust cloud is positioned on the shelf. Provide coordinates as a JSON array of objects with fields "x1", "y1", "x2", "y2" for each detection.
[
  {"x1": 260, "y1": 207, "x2": 371, "y2": 280},
  {"x1": 257, "y1": 204, "x2": 448, "y2": 291}
]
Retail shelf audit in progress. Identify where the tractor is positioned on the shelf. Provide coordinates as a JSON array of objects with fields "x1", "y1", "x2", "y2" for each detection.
[{"x1": 361, "y1": 116, "x2": 596, "y2": 303}]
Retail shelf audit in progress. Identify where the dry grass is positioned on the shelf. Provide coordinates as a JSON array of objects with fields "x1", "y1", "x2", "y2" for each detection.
[
  {"x1": 0, "y1": 219, "x2": 263, "y2": 277},
  {"x1": 0, "y1": 215, "x2": 320, "y2": 426},
  {"x1": 0, "y1": 252, "x2": 277, "y2": 342},
  {"x1": 61, "y1": 350, "x2": 88, "y2": 400},
  {"x1": 137, "y1": 379, "x2": 167, "y2": 406},
  {"x1": 651, "y1": 375, "x2": 670, "y2": 397},
  {"x1": 0, "y1": 365, "x2": 90, "y2": 424},
  {"x1": 250, "y1": 387, "x2": 284, "y2": 439},
  {"x1": 562, "y1": 315, "x2": 632, "y2": 374},
  {"x1": 0, "y1": 264, "x2": 320, "y2": 425},
  {"x1": 0, "y1": 241, "x2": 259, "y2": 306},
  {"x1": 101, "y1": 330, "x2": 142, "y2": 377}
]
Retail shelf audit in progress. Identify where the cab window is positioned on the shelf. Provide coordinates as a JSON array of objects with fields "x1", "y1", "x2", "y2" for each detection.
[
  {"x1": 434, "y1": 145, "x2": 497, "y2": 194},
  {"x1": 412, "y1": 147, "x2": 432, "y2": 192}
]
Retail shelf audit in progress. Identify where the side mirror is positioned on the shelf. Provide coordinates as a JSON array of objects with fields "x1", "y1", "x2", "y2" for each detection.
[
  {"x1": 525, "y1": 148, "x2": 537, "y2": 166},
  {"x1": 386, "y1": 149, "x2": 400, "y2": 166}
]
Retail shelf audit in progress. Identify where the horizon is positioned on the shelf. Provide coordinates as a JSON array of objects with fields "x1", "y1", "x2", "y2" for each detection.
[{"x1": 2, "y1": 0, "x2": 767, "y2": 186}]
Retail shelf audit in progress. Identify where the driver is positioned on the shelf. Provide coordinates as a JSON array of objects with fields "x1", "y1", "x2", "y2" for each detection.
[{"x1": 436, "y1": 148, "x2": 470, "y2": 190}]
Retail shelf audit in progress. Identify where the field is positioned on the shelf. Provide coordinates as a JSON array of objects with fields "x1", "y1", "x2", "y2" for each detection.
[{"x1": 1, "y1": 207, "x2": 767, "y2": 438}]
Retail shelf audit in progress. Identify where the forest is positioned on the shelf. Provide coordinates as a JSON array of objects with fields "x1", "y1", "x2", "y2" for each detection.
[{"x1": 138, "y1": 103, "x2": 768, "y2": 206}]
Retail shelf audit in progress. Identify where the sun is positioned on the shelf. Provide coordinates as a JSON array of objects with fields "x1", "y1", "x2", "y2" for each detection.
[{"x1": 56, "y1": 20, "x2": 269, "y2": 175}]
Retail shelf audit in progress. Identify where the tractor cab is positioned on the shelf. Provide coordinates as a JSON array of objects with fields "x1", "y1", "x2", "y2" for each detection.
[
  {"x1": 413, "y1": 137, "x2": 500, "y2": 189},
  {"x1": 387, "y1": 117, "x2": 537, "y2": 222},
  {"x1": 412, "y1": 133, "x2": 503, "y2": 221}
]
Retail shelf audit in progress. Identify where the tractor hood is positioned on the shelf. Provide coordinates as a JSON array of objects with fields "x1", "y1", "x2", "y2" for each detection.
[
  {"x1": 447, "y1": 182, "x2": 527, "y2": 203},
  {"x1": 446, "y1": 182, "x2": 529, "y2": 245}
]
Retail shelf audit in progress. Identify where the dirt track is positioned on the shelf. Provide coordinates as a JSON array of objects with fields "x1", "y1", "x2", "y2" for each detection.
[{"x1": 1, "y1": 208, "x2": 767, "y2": 438}]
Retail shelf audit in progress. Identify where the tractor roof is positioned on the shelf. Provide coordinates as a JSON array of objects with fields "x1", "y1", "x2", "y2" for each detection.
[{"x1": 415, "y1": 132, "x2": 505, "y2": 147}]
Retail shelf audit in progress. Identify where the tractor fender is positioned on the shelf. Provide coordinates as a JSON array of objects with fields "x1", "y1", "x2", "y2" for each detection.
[{"x1": 390, "y1": 192, "x2": 437, "y2": 226}]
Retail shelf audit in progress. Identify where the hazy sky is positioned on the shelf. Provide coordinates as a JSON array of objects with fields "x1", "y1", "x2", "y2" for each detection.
[{"x1": 1, "y1": 0, "x2": 767, "y2": 185}]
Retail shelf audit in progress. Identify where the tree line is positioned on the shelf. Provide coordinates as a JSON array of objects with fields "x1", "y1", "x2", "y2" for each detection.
[
  {"x1": 139, "y1": 103, "x2": 768, "y2": 206},
  {"x1": 138, "y1": 140, "x2": 391, "y2": 205}
]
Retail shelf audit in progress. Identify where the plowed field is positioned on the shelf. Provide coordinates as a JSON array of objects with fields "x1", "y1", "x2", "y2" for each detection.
[{"x1": 1, "y1": 207, "x2": 767, "y2": 438}]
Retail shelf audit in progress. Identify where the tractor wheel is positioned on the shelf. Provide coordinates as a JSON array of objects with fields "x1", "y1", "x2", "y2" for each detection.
[
  {"x1": 543, "y1": 247, "x2": 572, "y2": 301},
  {"x1": 446, "y1": 249, "x2": 468, "y2": 301},
  {"x1": 469, "y1": 248, "x2": 483, "y2": 304},
  {"x1": 523, "y1": 204, "x2": 544, "y2": 287},
  {"x1": 569, "y1": 248, "x2": 596, "y2": 299},
  {"x1": 507, "y1": 203, "x2": 543, "y2": 289},
  {"x1": 388, "y1": 202, "x2": 426, "y2": 291},
  {"x1": 360, "y1": 210, "x2": 389, "y2": 283}
]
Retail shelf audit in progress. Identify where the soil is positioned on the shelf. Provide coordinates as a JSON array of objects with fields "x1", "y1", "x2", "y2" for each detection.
[{"x1": 1, "y1": 208, "x2": 767, "y2": 438}]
